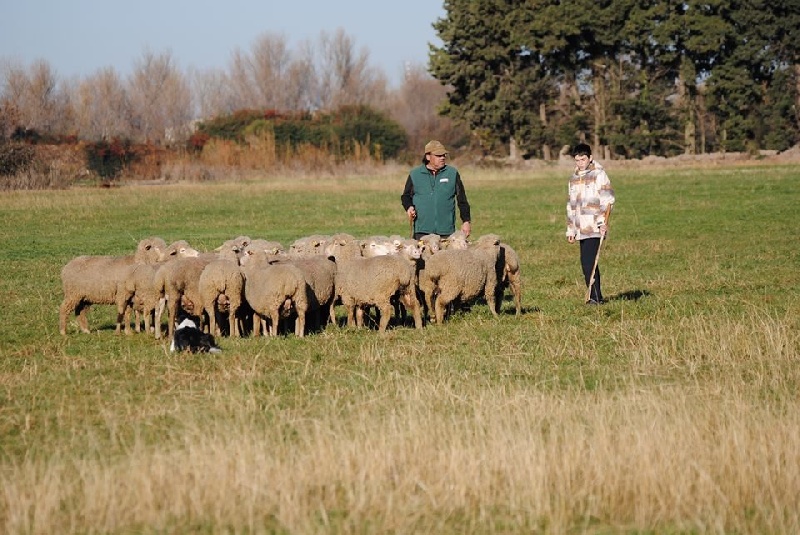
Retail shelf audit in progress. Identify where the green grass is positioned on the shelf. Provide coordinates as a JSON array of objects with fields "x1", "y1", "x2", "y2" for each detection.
[{"x1": 1, "y1": 164, "x2": 799, "y2": 533}]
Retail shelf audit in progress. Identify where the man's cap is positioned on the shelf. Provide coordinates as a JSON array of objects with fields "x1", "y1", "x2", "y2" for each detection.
[{"x1": 424, "y1": 140, "x2": 448, "y2": 156}]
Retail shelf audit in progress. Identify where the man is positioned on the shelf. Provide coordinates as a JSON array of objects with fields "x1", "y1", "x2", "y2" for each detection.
[{"x1": 400, "y1": 140, "x2": 472, "y2": 240}]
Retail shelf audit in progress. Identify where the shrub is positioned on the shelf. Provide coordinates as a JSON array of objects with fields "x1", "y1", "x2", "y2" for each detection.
[
  {"x1": 195, "y1": 105, "x2": 408, "y2": 161},
  {"x1": 85, "y1": 139, "x2": 134, "y2": 180},
  {"x1": 0, "y1": 142, "x2": 36, "y2": 176}
]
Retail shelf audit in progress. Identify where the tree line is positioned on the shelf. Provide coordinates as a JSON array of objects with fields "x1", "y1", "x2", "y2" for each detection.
[
  {"x1": 3, "y1": 4, "x2": 800, "y2": 165},
  {"x1": 0, "y1": 29, "x2": 464, "y2": 158},
  {"x1": 430, "y1": 0, "x2": 800, "y2": 159}
]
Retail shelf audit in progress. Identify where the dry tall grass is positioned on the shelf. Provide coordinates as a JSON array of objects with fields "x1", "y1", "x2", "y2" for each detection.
[{"x1": 3, "y1": 312, "x2": 798, "y2": 533}]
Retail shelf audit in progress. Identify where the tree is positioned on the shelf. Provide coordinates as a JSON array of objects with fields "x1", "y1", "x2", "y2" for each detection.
[
  {"x1": 0, "y1": 59, "x2": 70, "y2": 137},
  {"x1": 430, "y1": 0, "x2": 521, "y2": 155},
  {"x1": 387, "y1": 63, "x2": 468, "y2": 157},
  {"x1": 74, "y1": 67, "x2": 130, "y2": 141},
  {"x1": 127, "y1": 50, "x2": 192, "y2": 144},
  {"x1": 315, "y1": 28, "x2": 389, "y2": 111}
]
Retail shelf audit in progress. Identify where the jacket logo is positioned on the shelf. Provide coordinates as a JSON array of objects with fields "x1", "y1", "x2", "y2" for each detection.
[{"x1": 439, "y1": 178, "x2": 450, "y2": 183}]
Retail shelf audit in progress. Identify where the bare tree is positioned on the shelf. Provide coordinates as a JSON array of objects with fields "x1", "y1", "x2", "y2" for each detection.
[
  {"x1": 228, "y1": 33, "x2": 294, "y2": 111},
  {"x1": 73, "y1": 67, "x2": 130, "y2": 140},
  {"x1": 283, "y1": 39, "x2": 319, "y2": 111},
  {"x1": 315, "y1": 28, "x2": 388, "y2": 110},
  {"x1": 0, "y1": 59, "x2": 70, "y2": 135},
  {"x1": 387, "y1": 63, "x2": 465, "y2": 152},
  {"x1": 191, "y1": 66, "x2": 236, "y2": 119},
  {"x1": 127, "y1": 49, "x2": 192, "y2": 144}
]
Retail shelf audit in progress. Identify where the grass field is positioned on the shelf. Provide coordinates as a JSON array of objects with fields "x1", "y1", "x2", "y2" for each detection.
[{"x1": 1, "y1": 162, "x2": 799, "y2": 533}]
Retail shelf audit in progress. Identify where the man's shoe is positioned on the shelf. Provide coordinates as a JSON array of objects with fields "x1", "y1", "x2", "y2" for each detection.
[{"x1": 585, "y1": 299, "x2": 600, "y2": 305}]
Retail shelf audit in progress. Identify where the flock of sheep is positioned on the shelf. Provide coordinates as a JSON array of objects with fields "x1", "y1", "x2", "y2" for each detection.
[{"x1": 58, "y1": 231, "x2": 522, "y2": 343}]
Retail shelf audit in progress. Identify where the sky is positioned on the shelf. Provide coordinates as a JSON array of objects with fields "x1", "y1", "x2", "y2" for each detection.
[{"x1": 0, "y1": 0, "x2": 446, "y2": 87}]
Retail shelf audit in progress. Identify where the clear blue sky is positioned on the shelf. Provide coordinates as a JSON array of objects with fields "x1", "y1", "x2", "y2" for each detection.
[{"x1": 0, "y1": 0, "x2": 446, "y2": 87}]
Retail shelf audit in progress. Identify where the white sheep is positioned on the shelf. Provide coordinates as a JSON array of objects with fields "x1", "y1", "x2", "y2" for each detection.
[
  {"x1": 288, "y1": 234, "x2": 331, "y2": 258},
  {"x1": 240, "y1": 249, "x2": 309, "y2": 337},
  {"x1": 497, "y1": 242, "x2": 522, "y2": 316},
  {"x1": 333, "y1": 239, "x2": 423, "y2": 333},
  {"x1": 127, "y1": 239, "x2": 201, "y2": 332},
  {"x1": 360, "y1": 235, "x2": 395, "y2": 258},
  {"x1": 418, "y1": 233, "x2": 502, "y2": 325},
  {"x1": 198, "y1": 239, "x2": 247, "y2": 337},
  {"x1": 283, "y1": 256, "x2": 337, "y2": 333},
  {"x1": 441, "y1": 230, "x2": 470, "y2": 250},
  {"x1": 153, "y1": 255, "x2": 216, "y2": 339},
  {"x1": 59, "y1": 237, "x2": 167, "y2": 335}
]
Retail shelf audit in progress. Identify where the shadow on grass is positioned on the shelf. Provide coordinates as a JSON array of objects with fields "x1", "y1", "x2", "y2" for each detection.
[{"x1": 608, "y1": 289, "x2": 651, "y2": 302}]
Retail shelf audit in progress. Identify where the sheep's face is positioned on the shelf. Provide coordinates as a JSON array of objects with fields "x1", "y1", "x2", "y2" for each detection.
[
  {"x1": 136, "y1": 237, "x2": 168, "y2": 264},
  {"x1": 444, "y1": 231, "x2": 469, "y2": 250},
  {"x1": 420, "y1": 235, "x2": 441, "y2": 255},
  {"x1": 362, "y1": 238, "x2": 393, "y2": 257},
  {"x1": 401, "y1": 241, "x2": 423, "y2": 260},
  {"x1": 161, "y1": 240, "x2": 200, "y2": 261}
]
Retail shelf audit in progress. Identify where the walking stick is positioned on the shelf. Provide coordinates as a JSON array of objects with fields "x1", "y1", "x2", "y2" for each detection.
[
  {"x1": 408, "y1": 212, "x2": 415, "y2": 238},
  {"x1": 585, "y1": 205, "x2": 612, "y2": 303}
]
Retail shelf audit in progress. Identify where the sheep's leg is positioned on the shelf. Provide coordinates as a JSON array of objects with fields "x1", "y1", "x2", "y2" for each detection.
[
  {"x1": 401, "y1": 290, "x2": 423, "y2": 330},
  {"x1": 346, "y1": 304, "x2": 357, "y2": 328},
  {"x1": 252, "y1": 313, "x2": 262, "y2": 337},
  {"x1": 154, "y1": 297, "x2": 167, "y2": 339},
  {"x1": 166, "y1": 293, "x2": 180, "y2": 338},
  {"x1": 434, "y1": 296, "x2": 449, "y2": 325},
  {"x1": 143, "y1": 307, "x2": 153, "y2": 334},
  {"x1": 269, "y1": 311, "x2": 280, "y2": 336},
  {"x1": 134, "y1": 310, "x2": 142, "y2": 333},
  {"x1": 59, "y1": 298, "x2": 77, "y2": 335},
  {"x1": 326, "y1": 302, "x2": 336, "y2": 328},
  {"x1": 205, "y1": 298, "x2": 218, "y2": 338},
  {"x1": 294, "y1": 307, "x2": 306, "y2": 337},
  {"x1": 377, "y1": 302, "x2": 393, "y2": 333},
  {"x1": 229, "y1": 304, "x2": 239, "y2": 337},
  {"x1": 115, "y1": 295, "x2": 131, "y2": 335},
  {"x1": 510, "y1": 277, "x2": 522, "y2": 316},
  {"x1": 484, "y1": 282, "x2": 499, "y2": 318},
  {"x1": 76, "y1": 303, "x2": 91, "y2": 334}
]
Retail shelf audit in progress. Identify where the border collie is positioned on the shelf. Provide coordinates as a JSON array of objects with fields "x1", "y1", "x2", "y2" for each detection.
[{"x1": 170, "y1": 316, "x2": 222, "y2": 354}]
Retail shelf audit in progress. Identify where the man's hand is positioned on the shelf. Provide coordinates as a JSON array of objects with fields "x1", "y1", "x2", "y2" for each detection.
[
  {"x1": 407, "y1": 206, "x2": 416, "y2": 220},
  {"x1": 461, "y1": 221, "x2": 471, "y2": 237}
]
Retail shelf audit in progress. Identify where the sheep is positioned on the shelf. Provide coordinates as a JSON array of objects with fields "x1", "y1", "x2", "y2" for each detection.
[
  {"x1": 430, "y1": 232, "x2": 522, "y2": 316},
  {"x1": 240, "y1": 249, "x2": 309, "y2": 337},
  {"x1": 418, "y1": 233, "x2": 443, "y2": 258},
  {"x1": 441, "y1": 230, "x2": 469, "y2": 250},
  {"x1": 288, "y1": 234, "x2": 331, "y2": 258},
  {"x1": 59, "y1": 237, "x2": 167, "y2": 335},
  {"x1": 496, "y1": 242, "x2": 522, "y2": 316},
  {"x1": 126, "y1": 239, "x2": 201, "y2": 333},
  {"x1": 324, "y1": 233, "x2": 362, "y2": 261},
  {"x1": 198, "y1": 239, "x2": 247, "y2": 337},
  {"x1": 360, "y1": 235, "x2": 395, "y2": 258},
  {"x1": 153, "y1": 255, "x2": 217, "y2": 339},
  {"x1": 418, "y1": 233, "x2": 502, "y2": 325},
  {"x1": 283, "y1": 255, "x2": 337, "y2": 333},
  {"x1": 333, "y1": 239, "x2": 423, "y2": 333},
  {"x1": 247, "y1": 238, "x2": 286, "y2": 256}
]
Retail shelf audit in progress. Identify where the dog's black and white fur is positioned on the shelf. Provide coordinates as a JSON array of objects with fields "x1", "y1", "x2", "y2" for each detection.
[{"x1": 170, "y1": 315, "x2": 222, "y2": 354}]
